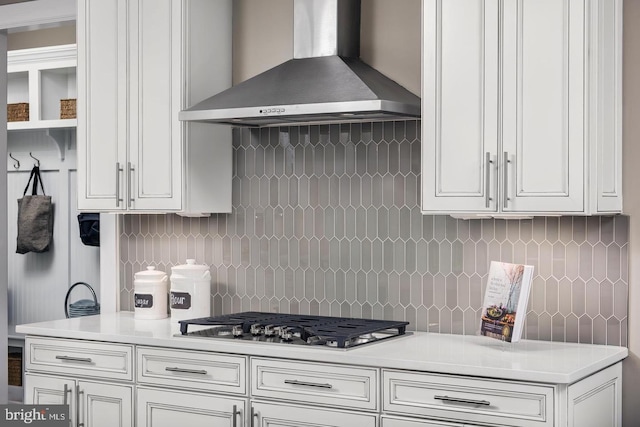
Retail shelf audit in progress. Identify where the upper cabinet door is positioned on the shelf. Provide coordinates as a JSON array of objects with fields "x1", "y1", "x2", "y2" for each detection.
[
  {"x1": 127, "y1": 0, "x2": 182, "y2": 211},
  {"x1": 422, "y1": 0, "x2": 500, "y2": 214},
  {"x1": 501, "y1": 0, "x2": 585, "y2": 213},
  {"x1": 77, "y1": 0, "x2": 128, "y2": 211}
]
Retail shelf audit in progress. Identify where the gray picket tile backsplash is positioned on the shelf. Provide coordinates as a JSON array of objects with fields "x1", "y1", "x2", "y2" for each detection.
[{"x1": 120, "y1": 121, "x2": 628, "y2": 346}]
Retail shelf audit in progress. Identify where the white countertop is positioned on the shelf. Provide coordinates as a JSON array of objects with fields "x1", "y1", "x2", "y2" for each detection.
[{"x1": 16, "y1": 311, "x2": 628, "y2": 384}]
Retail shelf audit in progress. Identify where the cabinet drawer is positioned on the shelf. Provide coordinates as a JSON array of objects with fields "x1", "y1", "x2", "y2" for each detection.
[
  {"x1": 251, "y1": 357, "x2": 378, "y2": 411},
  {"x1": 383, "y1": 370, "x2": 554, "y2": 427},
  {"x1": 26, "y1": 337, "x2": 133, "y2": 381},
  {"x1": 382, "y1": 416, "x2": 460, "y2": 427},
  {"x1": 137, "y1": 346, "x2": 247, "y2": 395},
  {"x1": 252, "y1": 401, "x2": 378, "y2": 427}
]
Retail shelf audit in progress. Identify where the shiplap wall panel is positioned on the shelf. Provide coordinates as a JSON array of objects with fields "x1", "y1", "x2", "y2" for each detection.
[
  {"x1": 6, "y1": 134, "x2": 100, "y2": 334},
  {"x1": 7, "y1": 168, "x2": 67, "y2": 326},
  {"x1": 69, "y1": 170, "x2": 100, "y2": 288}
]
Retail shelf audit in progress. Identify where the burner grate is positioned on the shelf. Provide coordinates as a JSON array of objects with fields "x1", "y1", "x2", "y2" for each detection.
[{"x1": 178, "y1": 312, "x2": 409, "y2": 348}]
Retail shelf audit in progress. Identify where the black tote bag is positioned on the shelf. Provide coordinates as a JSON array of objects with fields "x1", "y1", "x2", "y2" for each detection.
[{"x1": 16, "y1": 166, "x2": 54, "y2": 254}]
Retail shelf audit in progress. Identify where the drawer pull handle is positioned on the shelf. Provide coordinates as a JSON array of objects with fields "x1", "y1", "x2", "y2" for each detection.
[
  {"x1": 55, "y1": 355, "x2": 93, "y2": 363},
  {"x1": 284, "y1": 379, "x2": 333, "y2": 389},
  {"x1": 434, "y1": 395, "x2": 491, "y2": 406},
  {"x1": 165, "y1": 367, "x2": 208, "y2": 375}
]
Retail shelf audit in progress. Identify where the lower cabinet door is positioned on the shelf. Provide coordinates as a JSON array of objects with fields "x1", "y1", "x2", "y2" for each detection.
[
  {"x1": 78, "y1": 380, "x2": 133, "y2": 427},
  {"x1": 251, "y1": 401, "x2": 378, "y2": 427},
  {"x1": 24, "y1": 374, "x2": 133, "y2": 427},
  {"x1": 24, "y1": 373, "x2": 76, "y2": 426},
  {"x1": 137, "y1": 386, "x2": 247, "y2": 427}
]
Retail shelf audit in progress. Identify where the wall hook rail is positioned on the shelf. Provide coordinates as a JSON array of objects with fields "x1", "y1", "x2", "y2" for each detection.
[
  {"x1": 8, "y1": 153, "x2": 20, "y2": 170},
  {"x1": 29, "y1": 152, "x2": 40, "y2": 167}
]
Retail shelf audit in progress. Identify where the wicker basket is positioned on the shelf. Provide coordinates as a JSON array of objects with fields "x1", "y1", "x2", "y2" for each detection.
[
  {"x1": 7, "y1": 103, "x2": 29, "y2": 122},
  {"x1": 8, "y1": 352, "x2": 22, "y2": 386},
  {"x1": 60, "y1": 98, "x2": 77, "y2": 119}
]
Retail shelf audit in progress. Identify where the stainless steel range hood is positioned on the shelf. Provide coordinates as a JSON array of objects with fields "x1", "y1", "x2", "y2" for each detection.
[{"x1": 179, "y1": 0, "x2": 420, "y2": 127}]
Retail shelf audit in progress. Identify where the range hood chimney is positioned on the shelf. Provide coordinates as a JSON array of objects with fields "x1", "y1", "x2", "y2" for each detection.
[{"x1": 178, "y1": 0, "x2": 421, "y2": 127}]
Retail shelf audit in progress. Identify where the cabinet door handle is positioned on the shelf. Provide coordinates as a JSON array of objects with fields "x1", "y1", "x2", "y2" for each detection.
[
  {"x1": 115, "y1": 162, "x2": 123, "y2": 207},
  {"x1": 503, "y1": 151, "x2": 511, "y2": 209},
  {"x1": 250, "y1": 407, "x2": 258, "y2": 427},
  {"x1": 434, "y1": 395, "x2": 491, "y2": 406},
  {"x1": 231, "y1": 404, "x2": 239, "y2": 427},
  {"x1": 55, "y1": 355, "x2": 93, "y2": 363},
  {"x1": 284, "y1": 379, "x2": 333, "y2": 389},
  {"x1": 127, "y1": 162, "x2": 135, "y2": 208},
  {"x1": 76, "y1": 387, "x2": 84, "y2": 427},
  {"x1": 164, "y1": 366, "x2": 208, "y2": 375},
  {"x1": 485, "y1": 152, "x2": 493, "y2": 208},
  {"x1": 62, "y1": 383, "x2": 71, "y2": 406}
]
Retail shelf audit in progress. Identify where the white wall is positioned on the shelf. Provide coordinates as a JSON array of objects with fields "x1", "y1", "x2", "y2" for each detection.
[
  {"x1": 232, "y1": 0, "x2": 421, "y2": 95},
  {"x1": 7, "y1": 24, "x2": 75, "y2": 50}
]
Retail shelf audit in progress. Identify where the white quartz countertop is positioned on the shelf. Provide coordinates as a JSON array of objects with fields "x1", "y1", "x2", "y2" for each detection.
[{"x1": 16, "y1": 311, "x2": 628, "y2": 384}]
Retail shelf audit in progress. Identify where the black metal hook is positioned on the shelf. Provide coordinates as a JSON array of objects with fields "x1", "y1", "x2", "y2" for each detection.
[
  {"x1": 8, "y1": 153, "x2": 19, "y2": 170},
  {"x1": 29, "y1": 152, "x2": 40, "y2": 167}
]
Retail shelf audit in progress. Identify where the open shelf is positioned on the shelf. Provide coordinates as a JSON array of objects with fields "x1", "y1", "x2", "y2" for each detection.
[{"x1": 7, "y1": 44, "x2": 77, "y2": 131}]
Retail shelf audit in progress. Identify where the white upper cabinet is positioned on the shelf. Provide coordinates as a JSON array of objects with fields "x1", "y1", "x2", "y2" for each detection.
[
  {"x1": 77, "y1": 0, "x2": 233, "y2": 214},
  {"x1": 422, "y1": 0, "x2": 622, "y2": 217},
  {"x1": 422, "y1": 0, "x2": 499, "y2": 214}
]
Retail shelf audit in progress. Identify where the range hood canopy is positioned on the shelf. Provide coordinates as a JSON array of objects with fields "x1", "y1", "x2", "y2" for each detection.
[{"x1": 179, "y1": 0, "x2": 421, "y2": 127}]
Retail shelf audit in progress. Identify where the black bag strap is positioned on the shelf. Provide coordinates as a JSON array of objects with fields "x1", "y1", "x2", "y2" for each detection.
[{"x1": 22, "y1": 166, "x2": 46, "y2": 196}]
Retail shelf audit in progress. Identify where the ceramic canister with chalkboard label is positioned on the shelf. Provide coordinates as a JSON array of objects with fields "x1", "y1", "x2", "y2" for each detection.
[
  {"x1": 133, "y1": 266, "x2": 169, "y2": 320},
  {"x1": 170, "y1": 259, "x2": 211, "y2": 321}
]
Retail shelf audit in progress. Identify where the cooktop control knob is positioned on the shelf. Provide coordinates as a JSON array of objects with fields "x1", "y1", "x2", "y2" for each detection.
[
  {"x1": 264, "y1": 324, "x2": 278, "y2": 337},
  {"x1": 250, "y1": 323, "x2": 263, "y2": 336},
  {"x1": 280, "y1": 327, "x2": 293, "y2": 341},
  {"x1": 232, "y1": 325, "x2": 244, "y2": 338}
]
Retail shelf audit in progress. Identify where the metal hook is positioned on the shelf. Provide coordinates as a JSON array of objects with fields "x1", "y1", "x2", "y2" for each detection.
[
  {"x1": 8, "y1": 153, "x2": 20, "y2": 170},
  {"x1": 29, "y1": 152, "x2": 40, "y2": 167}
]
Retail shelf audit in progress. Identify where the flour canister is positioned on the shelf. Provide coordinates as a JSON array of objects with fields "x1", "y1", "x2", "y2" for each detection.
[
  {"x1": 134, "y1": 266, "x2": 168, "y2": 320},
  {"x1": 170, "y1": 259, "x2": 211, "y2": 321}
]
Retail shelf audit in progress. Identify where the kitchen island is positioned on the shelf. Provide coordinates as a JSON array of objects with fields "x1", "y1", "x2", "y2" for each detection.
[{"x1": 17, "y1": 312, "x2": 627, "y2": 427}]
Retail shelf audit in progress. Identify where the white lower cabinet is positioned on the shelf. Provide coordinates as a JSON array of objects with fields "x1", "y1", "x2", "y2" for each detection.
[
  {"x1": 24, "y1": 373, "x2": 133, "y2": 427},
  {"x1": 23, "y1": 337, "x2": 135, "y2": 427},
  {"x1": 249, "y1": 357, "x2": 379, "y2": 427},
  {"x1": 136, "y1": 386, "x2": 246, "y2": 427},
  {"x1": 381, "y1": 416, "x2": 474, "y2": 427},
  {"x1": 23, "y1": 336, "x2": 623, "y2": 427},
  {"x1": 383, "y1": 369, "x2": 553, "y2": 427},
  {"x1": 382, "y1": 363, "x2": 622, "y2": 427},
  {"x1": 250, "y1": 357, "x2": 378, "y2": 411},
  {"x1": 251, "y1": 401, "x2": 378, "y2": 427}
]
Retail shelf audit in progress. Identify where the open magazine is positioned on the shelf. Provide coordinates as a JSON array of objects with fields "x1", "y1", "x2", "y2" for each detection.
[{"x1": 480, "y1": 261, "x2": 534, "y2": 343}]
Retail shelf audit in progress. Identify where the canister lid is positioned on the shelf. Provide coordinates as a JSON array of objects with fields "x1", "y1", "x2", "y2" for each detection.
[
  {"x1": 134, "y1": 266, "x2": 167, "y2": 279},
  {"x1": 171, "y1": 259, "x2": 210, "y2": 279},
  {"x1": 172, "y1": 259, "x2": 209, "y2": 271}
]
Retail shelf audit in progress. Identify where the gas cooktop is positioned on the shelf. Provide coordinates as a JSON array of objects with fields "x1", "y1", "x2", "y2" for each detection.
[{"x1": 177, "y1": 312, "x2": 409, "y2": 349}]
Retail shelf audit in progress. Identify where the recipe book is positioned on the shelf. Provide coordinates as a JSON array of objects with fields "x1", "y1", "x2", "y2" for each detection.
[{"x1": 480, "y1": 261, "x2": 534, "y2": 343}]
